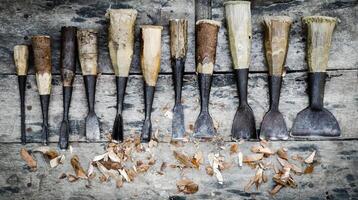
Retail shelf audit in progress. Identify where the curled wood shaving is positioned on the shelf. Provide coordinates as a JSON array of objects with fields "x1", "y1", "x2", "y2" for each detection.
[
  {"x1": 44, "y1": 150, "x2": 59, "y2": 160},
  {"x1": 304, "y1": 151, "x2": 316, "y2": 164},
  {"x1": 93, "y1": 153, "x2": 108, "y2": 162},
  {"x1": 173, "y1": 151, "x2": 195, "y2": 168},
  {"x1": 191, "y1": 151, "x2": 203, "y2": 169},
  {"x1": 230, "y1": 143, "x2": 238, "y2": 154},
  {"x1": 251, "y1": 145, "x2": 274, "y2": 155},
  {"x1": 119, "y1": 169, "x2": 131, "y2": 182},
  {"x1": 277, "y1": 147, "x2": 288, "y2": 160},
  {"x1": 260, "y1": 139, "x2": 268, "y2": 147},
  {"x1": 304, "y1": 164, "x2": 314, "y2": 174},
  {"x1": 70, "y1": 155, "x2": 87, "y2": 179},
  {"x1": 176, "y1": 179, "x2": 199, "y2": 194},
  {"x1": 205, "y1": 165, "x2": 214, "y2": 176},
  {"x1": 277, "y1": 157, "x2": 303, "y2": 174},
  {"x1": 20, "y1": 148, "x2": 37, "y2": 171},
  {"x1": 50, "y1": 155, "x2": 65, "y2": 168},
  {"x1": 243, "y1": 153, "x2": 264, "y2": 163},
  {"x1": 108, "y1": 151, "x2": 121, "y2": 163}
]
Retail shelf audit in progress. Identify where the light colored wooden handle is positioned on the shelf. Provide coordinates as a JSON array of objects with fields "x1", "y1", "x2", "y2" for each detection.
[
  {"x1": 169, "y1": 19, "x2": 188, "y2": 59},
  {"x1": 140, "y1": 25, "x2": 163, "y2": 86},
  {"x1": 196, "y1": 19, "x2": 221, "y2": 74},
  {"x1": 303, "y1": 16, "x2": 337, "y2": 72},
  {"x1": 107, "y1": 9, "x2": 137, "y2": 77},
  {"x1": 263, "y1": 16, "x2": 292, "y2": 76},
  {"x1": 77, "y1": 29, "x2": 98, "y2": 75},
  {"x1": 13, "y1": 45, "x2": 29, "y2": 76},
  {"x1": 32, "y1": 35, "x2": 52, "y2": 95},
  {"x1": 224, "y1": 1, "x2": 251, "y2": 69}
]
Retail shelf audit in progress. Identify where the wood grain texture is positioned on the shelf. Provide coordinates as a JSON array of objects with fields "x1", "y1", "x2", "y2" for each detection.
[
  {"x1": 303, "y1": 16, "x2": 336, "y2": 72},
  {"x1": 0, "y1": 141, "x2": 357, "y2": 199},
  {"x1": 13, "y1": 45, "x2": 29, "y2": 76},
  {"x1": 169, "y1": 19, "x2": 188, "y2": 59},
  {"x1": 224, "y1": 1, "x2": 252, "y2": 69},
  {"x1": 1, "y1": 0, "x2": 356, "y2": 74},
  {"x1": 107, "y1": 9, "x2": 137, "y2": 77},
  {"x1": 77, "y1": 29, "x2": 98, "y2": 75},
  {"x1": 263, "y1": 16, "x2": 292, "y2": 76},
  {"x1": 0, "y1": 70, "x2": 356, "y2": 143},
  {"x1": 32, "y1": 36, "x2": 52, "y2": 95}
]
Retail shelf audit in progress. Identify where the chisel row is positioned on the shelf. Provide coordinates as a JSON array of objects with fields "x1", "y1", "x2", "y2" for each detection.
[{"x1": 13, "y1": 2, "x2": 340, "y2": 149}]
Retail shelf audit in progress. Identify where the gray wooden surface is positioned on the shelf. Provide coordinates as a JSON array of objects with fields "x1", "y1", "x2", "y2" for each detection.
[
  {"x1": 0, "y1": 141, "x2": 357, "y2": 200},
  {"x1": 0, "y1": 0, "x2": 357, "y2": 199}
]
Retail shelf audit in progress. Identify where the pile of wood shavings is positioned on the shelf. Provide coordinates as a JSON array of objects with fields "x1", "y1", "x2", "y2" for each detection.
[{"x1": 19, "y1": 137, "x2": 318, "y2": 196}]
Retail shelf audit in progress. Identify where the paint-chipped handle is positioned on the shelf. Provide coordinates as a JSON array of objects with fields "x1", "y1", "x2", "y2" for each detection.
[
  {"x1": 32, "y1": 35, "x2": 52, "y2": 95},
  {"x1": 77, "y1": 29, "x2": 98, "y2": 75},
  {"x1": 224, "y1": 1, "x2": 252, "y2": 69},
  {"x1": 14, "y1": 45, "x2": 29, "y2": 76},
  {"x1": 263, "y1": 16, "x2": 292, "y2": 76},
  {"x1": 303, "y1": 16, "x2": 337, "y2": 72},
  {"x1": 140, "y1": 25, "x2": 163, "y2": 86},
  {"x1": 61, "y1": 26, "x2": 77, "y2": 87},
  {"x1": 108, "y1": 9, "x2": 137, "y2": 77},
  {"x1": 196, "y1": 19, "x2": 220, "y2": 74},
  {"x1": 170, "y1": 19, "x2": 188, "y2": 59}
]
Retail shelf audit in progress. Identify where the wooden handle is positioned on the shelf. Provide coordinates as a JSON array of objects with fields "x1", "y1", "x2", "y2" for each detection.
[
  {"x1": 303, "y1": 16, "x2": 336, "y2": 72},
  {"x1": 61, "y1": 26, "x2": 77, "y2": 86},
  {"x1": 170, "y1": 19, "x2": 188, "y2": 59},
  {"x1": 107, "y1": 9, "x2": 137, "y2": 77},
  {"x1": 13, "y1": 45, "x2": 29, "y2": 76},
  {"x1": 263, "y1": 16, "x2": 292, "y2": 76},
  {"x1": 224, "y1": 1, "x2": 251, "y2": 70},
  {"x1": 77, "y1": 29, "x2": 98, "y2": 75},
  {"x1": 140, "y1": 25, "x2": 163, "y2": 86},
  {"x1": 196, "y1": 19, "x2": 221, "y2": 74},
  {"x1": 32, "y1": 35, "x2": 52, "y2": 95}
]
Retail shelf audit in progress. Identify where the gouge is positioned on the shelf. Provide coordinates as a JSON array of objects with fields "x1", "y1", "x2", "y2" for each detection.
[
  {"x1": 260, "y1": 16, "x2": 292, "y2": 140},
  {"x1": 225, "y1": 1, "x2": 256, "y2": 139},
  {"x1": 32, "y1": 35, "x2": 52, "y2": 145},
  {"x1": 140, "y1": 25, "x2": 163, "y2": 143},
  {"x1": 107, "y1": 9, "x2": 137, "y2": 142},
  {"x1": 14, "y1": 45, "x2": 29, "y2": 144},
  {"x1": 194, "y1": 19, "x2": 220, "y2": 139},
  {"x1": 59, "y1": 26, "x2": 77, "y2": 149},
  {"x1": 77, "y1": 29, "x2": 101, "y2": 141},
  {"x1": 291, "y1": 16, "x2": 340, "y2": 137},
  {"x1": 169, "y1": 19, "x2": 188, "y2": 140}
]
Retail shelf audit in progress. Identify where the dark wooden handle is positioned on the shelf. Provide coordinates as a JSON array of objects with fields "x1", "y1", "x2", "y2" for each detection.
[{"x1": 61, "y1": 26, "x2": 77, "y2": 87}]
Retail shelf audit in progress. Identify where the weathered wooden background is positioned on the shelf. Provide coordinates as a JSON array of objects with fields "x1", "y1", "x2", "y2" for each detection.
[{"x1": 0, "y1": 0, "x2": 357, "y2": 199}]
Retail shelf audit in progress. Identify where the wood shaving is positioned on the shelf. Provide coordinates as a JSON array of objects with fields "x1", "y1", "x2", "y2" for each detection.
[
  {"x1": 119, "y1": 169, "x2": 131, "y2": 182},
  {"x1": 148, "y1": 140, "x2": 158, "y2": 148},
  {"x1": 238, "y1": 152, "x2": 243, "y2": 167},
  {"x1": 50, "y1": 155, "x2": 65, "y2": 168},
  {"x1": 304, "y1": 164, "x2": 314, "y2": 174},
  {"x1": 67, "y1": 174, "x2": 79, "y2": 182},
  {"x1": 176, "y1": 179, "x2": 199, "y2": 194},
  {"x1": 205, "y1": 165, "x2": 214, "y2": 176},
  {"x1": 250, "y1": 145, "x2": 274, "y2": 155},
  {"x1": 270, "y1": 184, "x2": 283, "y2": 195},
  {"x1": 243, "y1": 153, "x2": 264, "y2": 163},
  {"x1": 277, "y1": 147, "x2": 288, "y2": 160},
  {"x1": 208, "y1": 153, "x2": 224, "y2": 184},
  {"x1": 230, "y1": 143, "x2": 238, "y2": 154},
  {"x1": 20, "y1": 148, "x2": 37, "y2": 171},
  {"x1": 173, "y1": 151, "x2": 195, "y2": 168},
  {"x1": 116, "y1": 177, "x2": 123, "y2": 188},
  {"x1": 304, "y1": 150, "x2": 316, "y2": 164},
  {"x1": 70, "y1": 155, "x2": 87, "y2": 179},
  {"x1": 191, "y1": 151, "x2": 203, "y2": 169}
]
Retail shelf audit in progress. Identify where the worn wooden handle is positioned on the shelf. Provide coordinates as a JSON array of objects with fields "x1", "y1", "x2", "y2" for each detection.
[
  {"x1": 77, "y1": 29, "x2": 98, "y2": 75},
  {"x1": 32, "y1": 35, "x2": 52, "y2": 95},
  {"x1": 107, "y1": 9, "x2": 137, "y2": 77},
  {"x1": 13, "y1": 45, "x2": 29, "y2": 76},
  {"x1": 224, "y1": 1, "x2": 251, "y2": 70},
  {"x1": 196, "y1": 19, "x2": 221, "y2": 74},
  {"x1": 263, "y1": 16, "x2": 292, "y2": 76},
  {"x1": 61, "y1": 26, "x2": 77, "y2": 86},
  {"x1": 140, "y1": 25, "x2": 163, "y2": 86},
  {"x1": 303, "y1": 16, "x2": 336, "y2": 72},
  {"x1": 170, "y1": 19, "x2": 188, "y2": 59}
]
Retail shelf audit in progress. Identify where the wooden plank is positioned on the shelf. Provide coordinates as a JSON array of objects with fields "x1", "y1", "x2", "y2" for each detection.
[
  {"x1": 0, "y1": 70, "x2": 356, "y2": 143},
  {"x1": 1, "y1": 0, "x2": 357, "y2": 74},
  {"x1": 195, "y1": 0, "x2": 212, "y2": 21},
  {"x1": 0, "y1": 141, "x2": 357, "y2": 199}
]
